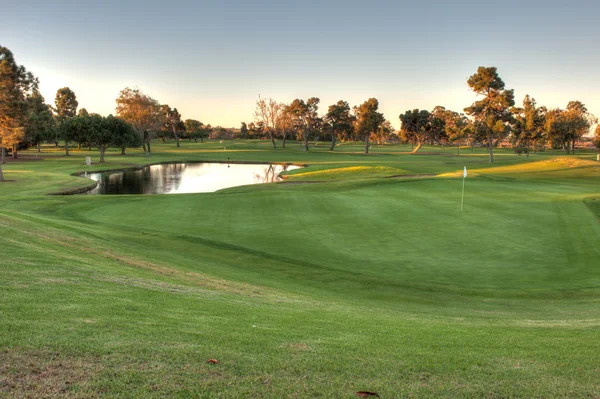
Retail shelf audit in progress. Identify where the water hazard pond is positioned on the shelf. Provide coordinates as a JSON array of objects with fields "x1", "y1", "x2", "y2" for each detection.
[{"x1": 83, "y1": 162, "x2": 300, "y2": 195}]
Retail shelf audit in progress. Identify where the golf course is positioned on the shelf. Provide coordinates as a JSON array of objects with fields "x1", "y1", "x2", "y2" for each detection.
[{"x1": 1, "y1": 140, "x2": 599, "y2": 398}]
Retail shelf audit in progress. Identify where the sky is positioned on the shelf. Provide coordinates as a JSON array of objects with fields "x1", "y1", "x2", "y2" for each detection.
[{"x1": 2, "y1": 0, "x2": 600, "y2": 129}]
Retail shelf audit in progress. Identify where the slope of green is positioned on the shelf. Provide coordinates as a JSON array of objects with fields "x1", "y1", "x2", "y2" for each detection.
[{"x1": 1, "y1": 141, "x2": 600, "y2": 398}]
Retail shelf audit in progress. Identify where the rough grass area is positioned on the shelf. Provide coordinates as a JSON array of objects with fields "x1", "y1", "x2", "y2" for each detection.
[{"x1": 1, "y1": 140, "x2": 600, "y2": 398}]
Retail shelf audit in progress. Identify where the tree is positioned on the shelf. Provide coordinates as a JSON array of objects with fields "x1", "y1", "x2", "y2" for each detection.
[
  {"x1": 325, "y1": 100, "x2": 354, "y2": 151},
  {"x1": 111, "y1": 116, "x2": 140, "y2": 155},
  {"x1": 276, "y1": 103, "x2": 293, "y2": 148},
  {"x1": 115, "y1": 87, "x2": 163, "y2": 155},
  {"x1": 511, "y1": 95, "x2": 546, "y2": 157},
  {"x1": 464, "y1": 67, "x2": 515, "y2": 163},
  {"x1": 54, "y1": 87, "x2": 78, "y2": 120},
  {"x1": 184, "y1": 119, "x2": 208, "y2": 143},
  {"x1": 162, "y1": 105, "x2": 184, "y2": 148},
  {"x1": 354, "y1": 98, "x2": 384, "y2": 154},
  {"x1": 593, "y1": 125, "x2": 600, "y2": 150},
  {"x1": 441, "y1": 110, "x2": 471, "y2": 155},
  {"x1": 563, "y1": 101, "x2": 595, "y2": 154},
  {"x1": 254, "y1": 96, "x2": 279, "y2": 148},
  {"x1": 60, "y1": 115, "x2": 92, "y2": 157},
  {"x1": 247, "y1": 122, "x2": 263, "y2": 138},
  {"x1": 239, "y1": 122, "x2": 249, "y2": 139},
  {"x1": 25, "y1": 90, "x2": 54, "y2": 152},
  {"x1": 54, "y1": 87, "x2": 78, "y2": 153},
  {"x1": 89, "y1": 115, "x2": 136, "y2": 163},
  {"x1": 287, "y1": 97, "x2": 320, "y2": 151},
  {"x1": 545, "y1": 103, "x2": 595, "y2": 154},
  {"x1": 429, "y1": 106, "x2": 449, "y2": 146},
  {"x1": 0, "y1": 46, "x2": 38, "y2": 178},
  {"x1": 523, "y1": 96, "x2": 547, "y2": 154},
  {"x1": 399, "y1": 109, "x2": 431, "y2": 153},
  {"x1": 373, "y1": 120, "x2": 395, "y2": 145}
]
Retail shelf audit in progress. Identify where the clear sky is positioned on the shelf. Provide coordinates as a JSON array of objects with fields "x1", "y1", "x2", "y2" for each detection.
[{"x1": 3, "y1": 0, "x2": 599, "y2": 129}]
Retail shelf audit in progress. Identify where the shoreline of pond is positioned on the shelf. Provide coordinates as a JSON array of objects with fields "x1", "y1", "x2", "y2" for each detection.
[{"x1": 59, "y1": 161, "x2": 304, "y2": 196}]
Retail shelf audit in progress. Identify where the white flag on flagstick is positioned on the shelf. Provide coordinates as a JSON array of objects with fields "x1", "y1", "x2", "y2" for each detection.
[{"x1": 463, "y1": 166, "x2": 467, "y2": 178}]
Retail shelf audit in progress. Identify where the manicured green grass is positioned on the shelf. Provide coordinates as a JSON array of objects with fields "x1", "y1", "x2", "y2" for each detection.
[{"x1": 1, "y1": 140, "x2": 600, "y2": 398}]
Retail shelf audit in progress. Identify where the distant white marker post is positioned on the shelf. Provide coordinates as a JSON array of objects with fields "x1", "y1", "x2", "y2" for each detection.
[{"x1": 461, "y1": 166, "x2": 467, "y2": 212}]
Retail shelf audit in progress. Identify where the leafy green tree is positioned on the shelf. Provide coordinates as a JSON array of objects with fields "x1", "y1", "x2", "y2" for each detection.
[
  {"x1": 115, "y1": 87, "x2": 163, "y2": 155},
  {"x1": 74, "y1": 109, "x2": 92, "y2": 149},
  {"x1": 0, "y1": 45, "x2": 38, "y2": 174},
  {"x1": 563, "y1": 101, "x2": 596, "y2": 154},
  {"x1": 25, "y1": 90, "x2": 54, "y2": 152},
  {"x1": 510, "y1": 95, "x2": 546, "y2": 156},
  {"x1": 54, "y1": 87, "x2": 78, "y2": 152},
  {"x1": 464, "y1": 67, "x2": 515, "y2": 163},
  {"x1": 59, "y1": 116, "x2": 88, "y2": 156},
  {"x1": 247, "y1": 122, "x2": 263, "y2": 139},
  {"x1": 399, "y1": 109, "x2": 432, "y2": 153},
  {"x1": 184, "y1": 119, "x2": 208, "y2": 143},
  {"x1": 88, "y1": 115, "x2": 136, "y2": 163},
  {"x1": 430, "y1": 106, "x2": 450, "y2": 146},
  {"x1": 239, "y1": 122, "x2": 248, "y2": 138},
  {"x1": 441, "y1": 110, "x2": 471, "y2": 155},
  {"x1": 593, "y1": 125, "x2": 600, "y2": 150},
  {"x1": 354, "y1": 98, "x2": 384, "y2": 154},
  {"x1": 287, "y1": 97, "x2": 320, "y2": 151},
  {"x1": 59, "y1": 114, "x2": 137, "y2": 162},
  {"x1": 523, "y1": 96, "x2": 547, "y2": 153},
  {"x1": 54, "y1": 87, "x2": 78, "y2": 120},
  {"x1": 372, "y1": 119, "x2": 395, "y2": 145},
  {"x1": 163, "y1": 105, "x2": 184, "y2": 148},
  {"x1": 113, "y1": 120, "x2": 141, "y2": 155},
  {"x1": 325, "y1": 100, "x2": 354, "y2": 151},
  {"x1": 545, "y1": 103, "x2": 595, "y2": 154}
]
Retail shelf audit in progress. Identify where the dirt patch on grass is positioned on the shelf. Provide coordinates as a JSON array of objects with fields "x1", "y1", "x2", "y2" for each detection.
[{"x1": 0, "y1": 349, "x2": 101, "y2": 398}]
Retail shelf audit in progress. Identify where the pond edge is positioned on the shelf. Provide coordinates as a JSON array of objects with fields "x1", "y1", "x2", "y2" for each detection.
[{"x1": 50, "y1": 160, "x2": 306, "y2": 195}]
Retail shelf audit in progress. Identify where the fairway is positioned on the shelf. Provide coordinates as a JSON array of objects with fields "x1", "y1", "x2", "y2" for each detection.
[{"x1": 1, "y1": 141, "x2": 600, "y2": 398}]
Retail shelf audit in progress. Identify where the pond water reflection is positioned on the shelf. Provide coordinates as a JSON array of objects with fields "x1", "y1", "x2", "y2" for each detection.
[{"x1": 83, "y1": 163, "x2": 299, "y2": 195}]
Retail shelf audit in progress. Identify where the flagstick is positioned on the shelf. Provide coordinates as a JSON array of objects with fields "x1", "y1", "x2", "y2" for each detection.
[{"x1": 461, "y1": 174, "x2": 466, "y2": 212}]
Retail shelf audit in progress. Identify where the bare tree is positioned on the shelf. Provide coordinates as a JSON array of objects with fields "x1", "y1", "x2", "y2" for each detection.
[
  {"x1": 276, "y1": 103, "x2": 293, "y2": 148},
  {"x1": 254, "y1": 96, "x2": 279, "y2": 148}
]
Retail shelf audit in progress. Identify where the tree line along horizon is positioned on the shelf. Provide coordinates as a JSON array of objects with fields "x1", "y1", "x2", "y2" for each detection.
[{"x1": 2, "y1": 44, "x2": 600, "y2": 181}]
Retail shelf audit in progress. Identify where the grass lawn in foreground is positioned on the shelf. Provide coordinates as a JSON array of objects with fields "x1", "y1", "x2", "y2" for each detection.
[{"x1": 1, "y1": 140, "x2": 600, "y2": 398}]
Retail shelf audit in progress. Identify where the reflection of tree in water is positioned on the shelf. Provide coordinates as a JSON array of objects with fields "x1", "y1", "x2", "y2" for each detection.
[
  {"x1": 254, "y1": 164, "x2": 288, "y2": 183},
  {"x1": 105, "y1": 172, "x2": 124, "y2": 193},
  {"x1": 88, "y1": 163, "x2": 297, "y2": 195},
  {"x1": 98, "y1": 164, "x2": 185, "y2": 194},
  {"x1": 152, "y1": 164, "x2": 185, "y2": 194}
]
